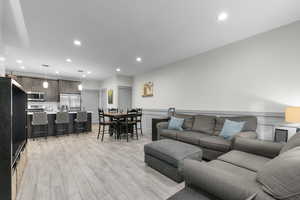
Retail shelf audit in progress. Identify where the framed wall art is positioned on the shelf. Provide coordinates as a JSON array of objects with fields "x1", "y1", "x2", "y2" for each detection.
[{"x1": 142, "y1": 81, "x2": 153, "y2": 97}]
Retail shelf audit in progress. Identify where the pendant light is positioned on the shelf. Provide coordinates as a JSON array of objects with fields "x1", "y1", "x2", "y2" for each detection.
[
  {"x1": 78, "y1": 84, "x2": 83, "y2": 91},
  {"x1": 78, "y1": 69, "x2": 84, "y2": 91},
  {"x1": 43, "y1": 81, "x2": 49, "y2": 88},
  {"x1": 42, "y1": 64, "x2": 49, "y2": 89}
]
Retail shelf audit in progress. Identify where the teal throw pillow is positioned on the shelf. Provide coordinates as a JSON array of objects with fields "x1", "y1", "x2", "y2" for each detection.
[
  {"x1": 220, "y1": 119, "x2": 245, "y2": 140},
  {"x1": 168, "y1": 117, "x2": 184, "y2": 131}
]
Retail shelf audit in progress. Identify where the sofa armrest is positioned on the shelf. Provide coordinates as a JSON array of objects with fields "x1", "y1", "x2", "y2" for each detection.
[
  {"x1": 183, "y1": 159, "x2": 257, "y2": 200},
  {"x1": 157, "y1": 122, "x2": 169, "y2": 140},
  {"x1": 233, "y1": 138, "x2": 284, "y2": 158}
]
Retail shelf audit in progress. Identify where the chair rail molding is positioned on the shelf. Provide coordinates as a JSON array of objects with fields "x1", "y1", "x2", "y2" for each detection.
[{"x1": 141, "y1": 109, "x2": 286, "y2": 141}]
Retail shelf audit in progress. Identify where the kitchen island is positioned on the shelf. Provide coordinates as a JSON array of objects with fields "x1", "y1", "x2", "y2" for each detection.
[{"x1": 27, "y1": 111, "x2": 92, "y2": 138}]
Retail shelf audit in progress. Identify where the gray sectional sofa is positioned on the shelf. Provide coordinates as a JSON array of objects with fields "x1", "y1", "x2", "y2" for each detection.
[
  {"x1": 168, "y1": 133, "x2": 300, "y2": 200},
  {"x1": 157, "y1": 114, "x2": 258, "y2": 160}
]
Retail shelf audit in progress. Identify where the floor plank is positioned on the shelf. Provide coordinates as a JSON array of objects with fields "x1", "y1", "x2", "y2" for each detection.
[{"x1": 17, "y1": 125, "x2": 184, "y2": 200}]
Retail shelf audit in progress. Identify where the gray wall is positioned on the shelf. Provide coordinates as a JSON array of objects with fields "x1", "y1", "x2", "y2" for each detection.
[
  {"x1": 118, "y1": 86, "x2": 132, "y2": 111},
  {"x1": 133, "y1": 21, "x2": 300, "y2": 113},
  {"x1": 81, "y1": 90, "x2": 99, "y2": 123},
  {"x1": 132, "y1": 21, "x2": 300, "y2": 140}
]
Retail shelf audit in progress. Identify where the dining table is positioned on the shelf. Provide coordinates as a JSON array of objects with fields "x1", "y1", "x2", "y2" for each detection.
[{"x1": 103, "y1": 112, "x2": 136, "y2": 138}]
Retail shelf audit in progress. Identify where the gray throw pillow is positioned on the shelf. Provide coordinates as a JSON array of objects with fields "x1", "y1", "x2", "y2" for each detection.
[
  {"x1": 256, "y1": 147, "x2": 300, "y2": 200},
  {"x1": 280, "y1": 133, "x2": 300, "y2": 154}
]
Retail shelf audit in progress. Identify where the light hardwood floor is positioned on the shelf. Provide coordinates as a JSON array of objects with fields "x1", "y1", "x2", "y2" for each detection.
[{"x1": 17, "y1": 125, "x2": 184, "y2": 200}]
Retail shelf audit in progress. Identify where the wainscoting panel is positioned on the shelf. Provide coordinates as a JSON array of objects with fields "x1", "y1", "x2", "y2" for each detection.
[{"x1": 141, "y1": 109, "x2": 286, "y2": 141}]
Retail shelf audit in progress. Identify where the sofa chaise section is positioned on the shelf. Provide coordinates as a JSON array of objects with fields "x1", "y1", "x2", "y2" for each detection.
[{"x1": 168, "y1": 134, "x2": 300, "y2": 200}]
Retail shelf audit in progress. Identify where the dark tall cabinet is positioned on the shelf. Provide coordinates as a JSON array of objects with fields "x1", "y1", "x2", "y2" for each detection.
[{"x1": 0, "y1": 78, "x2": 28, "y2": 200}]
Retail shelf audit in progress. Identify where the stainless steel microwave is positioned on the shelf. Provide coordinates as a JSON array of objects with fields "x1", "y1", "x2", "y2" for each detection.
[{"x1": 27, "y1": 91, "x2": 45, "y2": 101}]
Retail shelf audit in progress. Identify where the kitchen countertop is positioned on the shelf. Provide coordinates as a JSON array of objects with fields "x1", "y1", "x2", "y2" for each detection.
[{"x1": 27, "y1": 111, "x2": 93, "y2": 115}]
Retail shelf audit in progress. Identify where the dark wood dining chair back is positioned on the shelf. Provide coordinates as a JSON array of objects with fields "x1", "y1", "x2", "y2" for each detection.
[
  {"x1": 98, "y1": 108, "x2": 106, "y2": 123},
  {"x1": 108, "y1": 108, "x2": 118, "y2": 113},
  {"x1": 136, "y1": 108, "x2": 143, "y2": 136},
  {"x1": 98, "y1": 108, "x2": 117, "y2": 141},
  {"x1": 119, "y1": 113, "x2": 139, "y2": 142},
  {"x1": 127, "y1": 109, "x2": 138, "y2": 114}
]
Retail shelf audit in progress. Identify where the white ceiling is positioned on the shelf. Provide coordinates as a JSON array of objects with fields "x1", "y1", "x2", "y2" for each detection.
[{"x1": 2, "y1": 0, "x2": 300, "y2": 80}]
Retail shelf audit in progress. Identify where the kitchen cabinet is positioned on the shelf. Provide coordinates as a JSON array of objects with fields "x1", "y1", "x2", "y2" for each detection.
[
  {"x1": 31, "y1": 78, "x2": 43, "y2": 92},
  {"x1": 39, "y1": 79, "x2": 59, "y2": 102},
  {"x1": 46, "y1": 80, "x2": 59, "y2": 102},
  {"x1": 16, "y1": 77, "x2": 33, "y2": 92},
  {"x1": 15, "y1": 76, "x2": 80, "y2": 102},
  {"x1": 59, "y1": 80, "x2": 81, "y2": 94}
]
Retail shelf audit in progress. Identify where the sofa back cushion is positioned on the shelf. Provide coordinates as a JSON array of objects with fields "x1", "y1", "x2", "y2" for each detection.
[
  {"x1": 214, "y1": 116, "x2": 257, "y2": 136},
  {"x1": 256, "y1": 147, "x2": 300, "y2": 200},
  {"x1": 191, "y1": 115, "x2": 216, "y2": 134},
  {"x1": 280, "y1": 133, "x2": 300, "y2": 154},
  {"x1": 174, "y1": 113, "x2": 194, "y2": 130}
]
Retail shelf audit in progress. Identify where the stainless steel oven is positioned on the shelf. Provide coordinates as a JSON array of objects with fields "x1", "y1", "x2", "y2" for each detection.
[{"x1": 27, "y1": 92, "x2": 45, "y2": 101}]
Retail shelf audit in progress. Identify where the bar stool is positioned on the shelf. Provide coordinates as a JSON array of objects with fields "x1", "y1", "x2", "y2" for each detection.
[
  {"x1": 74, "y1": 111, "x2": 88, "y2": 133},
  {"x1": 32, "y1": 112, "x2": 48, "y2": 139},
  {"x1": 55, "y1": 112, "x2": 70, "y2": 136}
]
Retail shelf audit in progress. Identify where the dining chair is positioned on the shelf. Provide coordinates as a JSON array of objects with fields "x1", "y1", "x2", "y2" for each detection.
[
  {"x1": 32, "y1": 112, "x2": 48, "y2": 139},
  {"x1": 136, "y1": 108, "x2": 143, "y2": 136},
  {"x1": 74, "y1": 111, "x2": 88, "y2": 133},
  {"x1": 119, "y1": 112, "x2": 138, "y2": 142},
  {"x1": 98, "y1": 108, "x2": 117, "y2": 141},
  {"x1": 108, "y1": 108, "x2": 118, "y2": 113},
  {"x1": 55, "y1": 112, "x2": 70, "y2": 136},
  {"x1": 108, "y1": 108, "x2": 119, "y2": 123}
]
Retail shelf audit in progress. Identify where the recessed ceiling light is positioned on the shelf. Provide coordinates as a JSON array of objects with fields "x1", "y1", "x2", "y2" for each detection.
[
  {"x1": 20, "y1": 66, "x2": 25, "y2": 69},
  {"x1": 0, "y1": 57, "x2": 5, "y2": 62},
  {"x1": 66, "y1": 58, "x2": 72, "y2": 63},
  {"x1": 16, "y1": 60, "x2": 23, "y2": 64},
  {"x1": 82, "y1": 74, "x2": 86, "y2": 78},
  {"x1": 136, "y1": 57, "x2": 142, "y2": 62},
  {"x1": 87, "y1": 71, "x2": 91, "y2": 74},
  {"x1": 217, "y1": 12, "x2": 228, "y2": 22},
  {"x1": 41, "y1": 64, "x2": 50, "y2": 68},
  {"x1": 116, "y1": 68, "x2": 121, "y2": 72},
  {"x1": 55, "y1": 71, "x2": 59, "y2": 74},
  {"x1": 73, "y1": 40, "x2": 81, "y2": 46}
]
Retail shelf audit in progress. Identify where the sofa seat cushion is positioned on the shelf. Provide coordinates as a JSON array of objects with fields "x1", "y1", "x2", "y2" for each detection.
[
  {"x1": 177, "y1": 131, "x2": 207, "y2": 145},
  {"x1": 207, "y1": 160, "x2": 257, "y2": 182},
  {"x1": 160, "y1": 129, "x2": 178, "y2": 139},
  {"x1": 199, "y1": 136, "x2": 231, "y2": 152},
  {"x1": 184, "y1": 159, "x2": 263, "y2": 200},
  {"x1": 191, "y1": 115, "x2": 216, "y2": 134},
  {"x1": 144, "y1": 139, "x2": 202, "y2": 168},
  {"x1": 218, "y1": 150, "x2": 271, "y2": 172}
]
